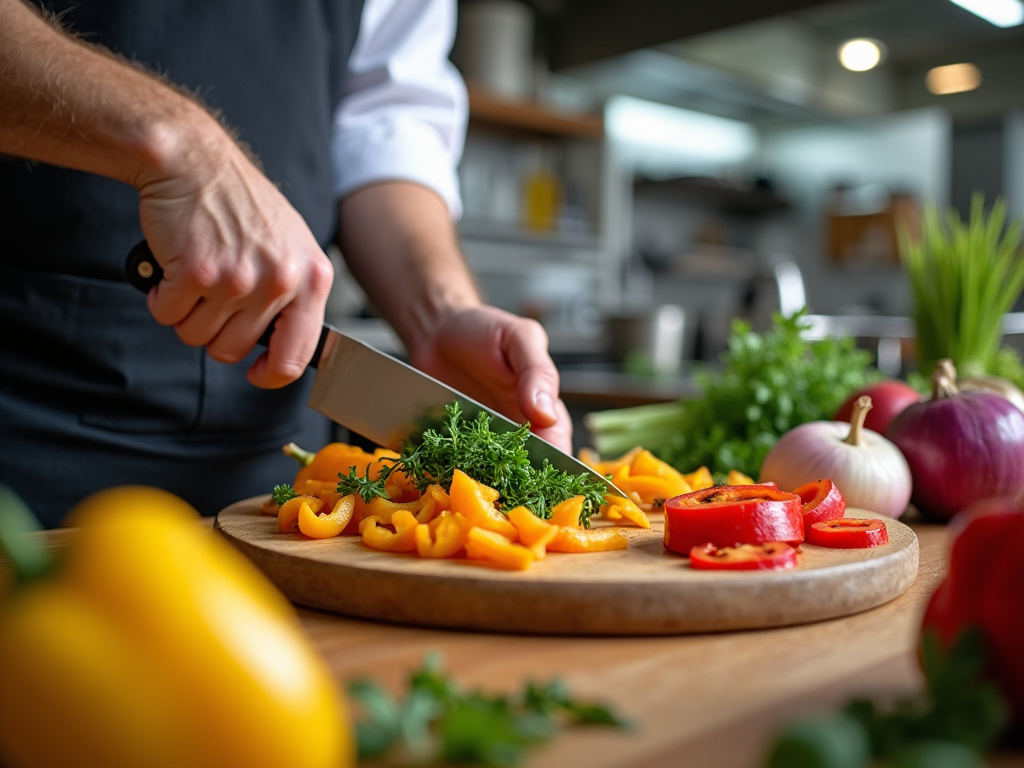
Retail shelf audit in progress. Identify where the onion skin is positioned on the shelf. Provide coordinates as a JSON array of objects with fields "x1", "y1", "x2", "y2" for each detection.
[
  {"x1": 957, "y1": 375, "x2": 1024, "y2": 413},
  {"x1": 887, "y1": 388, "x2": 1024, "y2": 522}
]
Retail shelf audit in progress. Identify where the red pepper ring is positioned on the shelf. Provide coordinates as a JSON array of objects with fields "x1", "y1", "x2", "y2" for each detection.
[
  {"x1": 689, "y1": 542, "x2": 798, "y2": 571},
  {"x1": 806, "y1": 518, "x2": 888, "y2": 548},
  {"x1": 664, "y1": 485, "x2": 804, "y2": 556},
  {"x1": 793, "y1": 478, "x2": 846, "y2": 526}
]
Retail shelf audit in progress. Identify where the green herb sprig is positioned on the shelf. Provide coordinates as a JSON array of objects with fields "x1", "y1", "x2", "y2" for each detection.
[
  {"x1": 586, "y1": 310, "x2": 877, "y2": 478},
  {"x1": 348, "y1": 653, "x2": 630, "y2": 766},
  {"x1": 271, "y1": 484, "x2": 296, "y2": 507},
  {"x1": 765, "y1": 627, "x2": 1009, "y2": 768},
  {"x1": 335, "y1": 466, "x2": 391, "y2": 504},
  {"x1": 901, "y1": 193, "x2": 1024, "y2": 378},
  {"x1": 356, "y1": 403, "x2": 606, "y2": 526}
]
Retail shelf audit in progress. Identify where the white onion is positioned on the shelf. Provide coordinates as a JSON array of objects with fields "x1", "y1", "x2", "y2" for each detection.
[{"x1": 759, "y1": 397, "x2": 912, "y2": 518}]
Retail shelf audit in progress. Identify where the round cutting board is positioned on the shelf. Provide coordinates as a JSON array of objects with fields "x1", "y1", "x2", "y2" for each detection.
[{"x1": 215, "y1": 498, "x2": 919, "y2": 636}]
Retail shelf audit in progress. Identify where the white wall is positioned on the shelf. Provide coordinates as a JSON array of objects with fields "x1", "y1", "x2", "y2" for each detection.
[{"x1": 761, "y1": 107, "x2": 952, "y2": 315}]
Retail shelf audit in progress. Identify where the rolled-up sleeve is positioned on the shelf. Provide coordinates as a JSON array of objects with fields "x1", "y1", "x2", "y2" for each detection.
[{"x1": 331, "y1": 0, "x2": 468, "y2": 219}]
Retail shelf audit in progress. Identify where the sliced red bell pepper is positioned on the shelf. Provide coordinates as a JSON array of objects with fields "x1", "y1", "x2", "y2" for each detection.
[
  {"x1": 689, "y1": 542, "x2": 797, "y2": 571},
  {"x1": 664, "y1": 485, "x2": 804, "y2": 555},
  {"x1": 793, "y1": 478, "x2": 846, "y2": 526},
  {"x1": 805, "y1": 518, "x2": 888, "y2": 548}
]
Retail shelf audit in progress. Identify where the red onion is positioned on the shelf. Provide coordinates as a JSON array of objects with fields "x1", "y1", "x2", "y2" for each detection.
[{"x1": 887, "y1": 359, "x2": 1024, "y2": 521}]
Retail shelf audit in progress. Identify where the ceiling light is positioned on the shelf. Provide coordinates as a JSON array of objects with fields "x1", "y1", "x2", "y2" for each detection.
[
  {"x1": 949, "y1": 0, "x2": 1024, "y2": 27},
  {"x1": 838, "y1": 39, "x2": 883, "y2": 72},
  {"x1": 926, "y1": 63, "x2": 983, "y2": 94}
]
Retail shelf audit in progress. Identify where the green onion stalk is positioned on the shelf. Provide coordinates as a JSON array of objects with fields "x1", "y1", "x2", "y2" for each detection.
[{"x1": 900, "y1": 194, "x2": 1024, "y2": 379}]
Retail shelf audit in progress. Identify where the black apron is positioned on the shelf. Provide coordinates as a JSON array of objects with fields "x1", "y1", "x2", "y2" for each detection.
[{"x1": 0, "y1": 0, "x2": 365, "y2": 526}]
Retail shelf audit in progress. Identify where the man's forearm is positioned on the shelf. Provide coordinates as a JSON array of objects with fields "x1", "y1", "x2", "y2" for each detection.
[
  {"x1": 0, "y1": 0, "x2": 220, "y2": 189},
  {"x1": 337, "y1": 181, "x2": 481, "y2": 354}
]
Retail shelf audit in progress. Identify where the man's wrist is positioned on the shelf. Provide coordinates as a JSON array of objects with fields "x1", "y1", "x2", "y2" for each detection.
[{"x1": 129, "y1": 102, "x2": 232, "y2": 191}]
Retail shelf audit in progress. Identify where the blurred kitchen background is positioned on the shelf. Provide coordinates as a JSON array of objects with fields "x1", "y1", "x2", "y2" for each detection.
[{"x1": 326, "y1": 0, "x2": 1024, "y2": 450}]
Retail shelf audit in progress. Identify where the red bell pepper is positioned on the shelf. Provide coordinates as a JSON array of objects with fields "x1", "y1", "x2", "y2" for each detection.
[
  {"x1": 689, "y1": 542, "x2": 797, "y2": 571},
  {"x1": 805, "y1": 518, "x2": 887, "y2": 548},
  {"x1": 922, "y1": 498, "x2": 1024, "y2": 722},
  {"x1": 664, "y1": 485, "x2": 804, "y2": 555},
  {"x1": 792, "y1": 479, "x2": 845, "y2": 526}
]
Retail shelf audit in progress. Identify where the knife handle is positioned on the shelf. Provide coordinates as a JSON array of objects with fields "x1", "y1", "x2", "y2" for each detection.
[{"x1": 125, "y1": 240, "x2": 329, "y2": 368}]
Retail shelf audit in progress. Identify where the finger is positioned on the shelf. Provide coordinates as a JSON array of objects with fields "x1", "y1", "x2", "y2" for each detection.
[
  {"x1": 504, "y1": 319, "x2": 561, "y2": 428},
  {"x1": 531, "y1": 397, "x2": 573, "y2": 454},
  {"x1": 146, "y1": 254, "x2": 219, "y2": 327},
  {"x1": 205, "y1": 302, "x2": 281, "y2": 365},
  {"x1": 246, "y1": 296, "x2": 323, "y2": 389}
]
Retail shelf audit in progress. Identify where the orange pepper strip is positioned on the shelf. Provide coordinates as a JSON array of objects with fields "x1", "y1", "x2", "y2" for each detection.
[
  {"x1": 601, "y1": 495, "x2": 650, "y2": 529},
  {"x1": 306, "y1": 443, "x2": 375, "y2": 483},
  {"x1": 548, "y1": 496, "x2": 585, "y2": 528},
  {"x1": 415, "y1": 497, "x2": 439, "y2": 524},
  {"x1": 414, "y1": 515, "x2": 468, "y2": 558},
  {"x1": 464, "y1": 528, "x2": 534, "y2": 571},
  {"x1": 448, "y1": 469, "x2": 518, "y2": 541},
  {"x1": 298, "y1": 494, "x2": 356, "y2": 539},
  {"x1": 592, "y1": 446, "x2": 643, "y2": 476},
  {"x1": 278, "y1": 495, "x2": 322, "y2": 534},
  {"x1": 362, "y1": 496, "x2": 424, "y2": 526},
  {"x1": 631, "y1": 449, "x2": 690, "y2": 484},
  {"x1": 684, "y1": 466, "x2": 715, "y2": 492},
  {"x1": 506, "y1": 506, "x2": 558, "y2": 560},
  {"x1": 425, "y1": 485, "x2": 452, "y2": 511},
  {"x1": 618, "y1": 475, "x2": 689, "y2": 505},
  {"x1": 360, "y1": 511, "x2": 418, "y2": 552},
  {"x1": 577, "y1": 447, "x2": 601, "y2": 469},
  {"x1": 726, "y1": 470, "x2": 756, "y2": 486},
  {"x1": 548, "y1": 526, "x2": 629, "y2": 553}
]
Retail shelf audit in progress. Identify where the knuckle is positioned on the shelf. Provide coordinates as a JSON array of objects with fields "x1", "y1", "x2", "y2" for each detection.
[
  {"x1": 224, "y1": 266, "x2": 256, "y2": 300},
  {"x1": 189, "y1": 258, "x2": 219, "y2": 291},
  {"x1": 267, "y1": 261, "x2": 300, "y2": 299}
]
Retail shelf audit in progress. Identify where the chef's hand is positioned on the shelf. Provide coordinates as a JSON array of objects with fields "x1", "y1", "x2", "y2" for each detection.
[
  {"x1": 337, "y1": 182, "x2": 573, "y2": 453},
  {"x1": 409, "y1": 306, "x2": 573, "y2": 453},
  {"x1": 138, "y1": 129, "x2": 334, "y2": 389}
]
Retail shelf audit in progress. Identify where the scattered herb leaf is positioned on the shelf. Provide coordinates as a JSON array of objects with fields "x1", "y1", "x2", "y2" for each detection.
[
  {"x1": 335, "y1": 466, "x2": 390, "y2": 504},
  {"x1": 271, "y1": 484, "x2": 296, "y2": 507},
  {"x1": 347, "y1": 653, "x2": 630, "y2": 766}
]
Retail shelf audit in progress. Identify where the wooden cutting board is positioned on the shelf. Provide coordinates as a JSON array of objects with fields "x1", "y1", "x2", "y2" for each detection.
[{"x1": 215, "y1": 498, "x2": 919, "y2": 636}]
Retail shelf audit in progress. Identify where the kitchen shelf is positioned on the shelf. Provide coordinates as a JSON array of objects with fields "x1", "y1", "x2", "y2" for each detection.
[
  {"x1": 467, "y1": 86, "x2": 604, "y2": 139},
  {"x1": 634, "y1": 175, "x2": 790, "y2": 214},
  {"x1": 458, "y1": 219, "x2": 601, "y2": 250}
]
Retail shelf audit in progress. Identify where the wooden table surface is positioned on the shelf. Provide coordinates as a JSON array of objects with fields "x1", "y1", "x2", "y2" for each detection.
[{"x1": 8, "y1": 519, "x2": 1022, "y2": 766}]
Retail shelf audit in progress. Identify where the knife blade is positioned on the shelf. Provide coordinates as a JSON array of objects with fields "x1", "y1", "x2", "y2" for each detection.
[{"x1": 126, "y1": 241, "x2": 623, "y2": 495}]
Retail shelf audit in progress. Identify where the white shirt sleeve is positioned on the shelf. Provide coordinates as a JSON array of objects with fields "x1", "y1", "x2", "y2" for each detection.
[{"x1": 331, "y1": 0, "x2": 468, "y2": 220}]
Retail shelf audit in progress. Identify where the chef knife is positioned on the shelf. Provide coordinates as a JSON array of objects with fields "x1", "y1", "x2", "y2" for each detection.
[{"x1": 126, "y1": 241, "x2": 624, "y2": 495}]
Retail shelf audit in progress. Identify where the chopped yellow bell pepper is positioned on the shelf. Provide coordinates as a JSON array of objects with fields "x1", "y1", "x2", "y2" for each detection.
[
  {"x1": 506, "y1": 506, "x2": 558, "y2": 559},
  {"x1": 449, "y1": 469, "x2": 518, "y2": 541},
  {"x1": 465, "y1": 527, "x2": 535, "y2": 570},
  {"x1": 298, "y1": 494, "x2": 356, "y2": 539},
  {"x1": 548, "y1": 526, "x2": 629, "y2": 553},
  {"x1": 548, "y1": 495, "x2": 585, "y2": 528},
  {"x1": 601, "y1": 495, "x2": 650, "y2": 529},
  {"x1": 414, "y1": 515, "x2": 468, "y2": 558},
  {"x1": 726, "y1": 470, "x2": 757, "y2": 486},
  {"x1": 684, "y1": 466, "x2": 715, "y2": 491},
  {"x1": 278, "y1": 494, "x2": 322, "y2": 534},
  {"x1": 362, "y1": 496, "x2": 424, "y2": 526},
  {"x1": 360, "y1": 511, "x2": 419, "y2": 553},
  {"x1": 0, "y1": 486, "x2": 350, "y2": 768}
]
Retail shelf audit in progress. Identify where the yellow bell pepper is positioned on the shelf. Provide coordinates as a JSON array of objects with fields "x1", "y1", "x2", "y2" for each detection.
[
  {"x1": 0, "y1": 485, "x2": 350, "y2": 768},
  {"x1": 548, "y1": 495, "x2": 585, "y2": 528},
  {"x1": 548, "y1": 526, "x2": 629, "y2": 553},
  {"x1": 506, "y1": 506, "x2": 558, "y2": 559},
  {"x1": 684, "y1": 466, "x2": 715, "y2": 491},
  {"x1": 726, "y1": 469, "x2": 757, "y2": 486},
  {"x1": 464, "y1": 527, "x2": 535, "y2": 571},
  {"x1": 414, "y1": 514, "x2": 468, "y2": 558},
  {"x1": 601, "y1": 495, "x2": 650, "y2": 529},
  {"x1": 298, "y1": 494, "x2": 356, "y2": 539},
  {"x1": 449, "y1": 469, "x2": 518, "y2": 541},
  {"x1": 278, "y1": 494, "x2": 322, "y2": 534},
  {"x1": 360, "y1": 510, "x2": 419, "y2": 553}
]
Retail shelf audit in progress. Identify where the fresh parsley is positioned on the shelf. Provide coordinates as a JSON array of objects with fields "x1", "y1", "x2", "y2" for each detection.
[
  {"x1": 765, "y1": 627, "x2": 1010, "y2": 768},
  {"x1": 271, "y1": 484, "x2": 297, "y2": 506},
  {"x1": 587, "y1": 310, "x2": 878, "y2": 478},
  {"x1": 345, "y1": 402, "x2": 607, "y2": 527},
  {"x1": 335, "y1": 466, "x2": 391, "y2": 504},
  {"x1": 347, "y1": 653, "x2": 630, "y2": 766}
]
